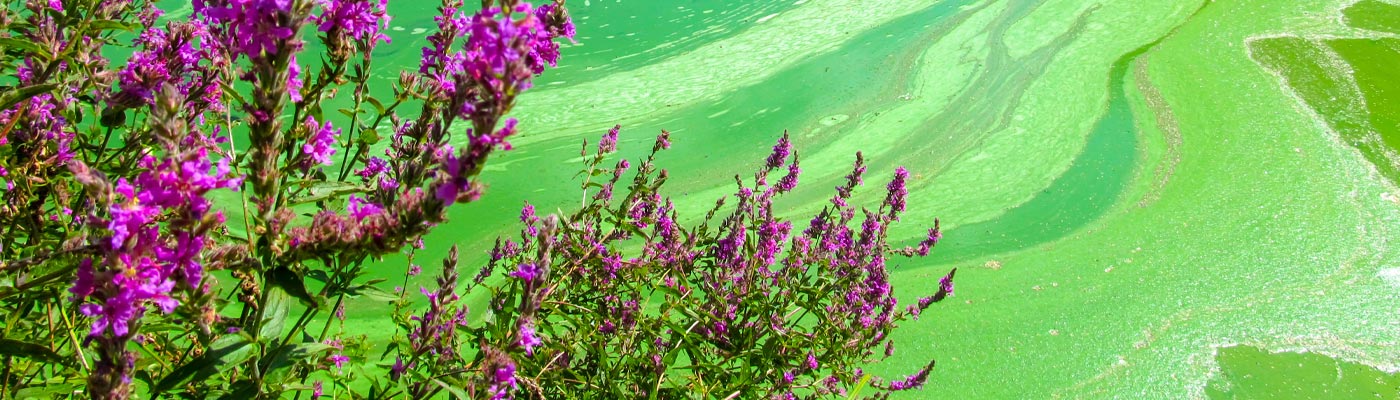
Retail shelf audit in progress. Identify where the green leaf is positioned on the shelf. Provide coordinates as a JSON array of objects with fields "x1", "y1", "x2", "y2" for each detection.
[
  {"x1": 263, "y1": 342, "x2": 336, "y2": 383},
  {"x1": 846, "y1": 374, "x2": 872, "y2": 400},
  {"x1": 0, "y1": 38, "x2": 51, "y2": 59},
  {"x1": 87, "y1": 20, "x2": 139, "y2": 32},
  {"x1": 305, "y1": 269, "x2": 331, "y2": 283},
  {"x1": 350, "y1": 284, "x2": 399, "y2": 303},
  {"x1": 217, "y1": 380, "x2": 259, "y2": 400},
  {"x1": 0, "y1": 339, "x2": 68, "y2": 366},
  {"x1": 434, "y1": 379, "x2": 469, "y2": 399},
  {"x1": 219, "y1": 80, "x2": 248, "y2": 106},
  {"x1": 0, "y1": 84, "x2": 57, "y2": 113},
  {"x1": 290, "y1": 180, "x2": 364, "y2": 205},
  {"x1": 14, "y1": 383, "x2": 77, "y2": 398},
  {"x1": 358, "y1": 128, "x2": 381, "y2": 146},
  {"x1": 267, "y1": 266, "x2": 320, "y2": 309},
  {"x1": 337, "y1": 108, "x2": 357, "y2": 119},
  {"x1": 366, "y1": 97, "x2": 386, "y2": 115},
  {"x1": 152, "y1": 334, "x2": 254, "y2": 394},
  {"x1": 259, "y1": 287, "x2": 292, "y2": 341}
]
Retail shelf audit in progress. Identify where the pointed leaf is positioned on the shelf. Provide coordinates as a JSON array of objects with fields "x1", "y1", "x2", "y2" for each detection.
[
  {"x1": 268, "y1": 266, "x2": 320, "y2": 309},
  {"x1": 152, "y1": 334, "x2": 253, "y2": 394},
  {"x1": 0, "y1": 38, "x2": 50, "y2": 59},
  {"x1": 0, "y1": 339, "x2": 68, "y2": 366},
  {"x1": 0, "y1": 83, "x2": 57, "y2": 113}
]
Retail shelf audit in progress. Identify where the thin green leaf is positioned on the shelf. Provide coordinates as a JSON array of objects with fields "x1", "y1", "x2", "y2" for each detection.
[
  {"x1": 152, "y1": 334, "x2": 253, "y2": 394},
  {"x1": 87, "y1": 20, "x2": 139, "y2": 32},
  {"x1": 0, "y1": 38, "x2": 51, "y2": 59},
  {"x1": 290, "y1": 180, "x2": 364, "y2": 205},
  {"x1": 263, "y1": 342, "x2": 336, "y2": 383},
  {"x1": 350, "y1": 285, "x2": 399, "y2": 303},
  {"x1": 434, "y1": 379, "x2": 469, "y2": 399},
  {"x1": 366, "y1": 96, "x2": 386, "y2": 115},
  {"x1": 0, "y1": 83, "x2": 57, "y2": 113},
  {"x1": 14, "y1": 383, "x2": 77, "y2": 398},
  {"x1": 0, "y1": 339, "x2": 68, "y2": 366}
]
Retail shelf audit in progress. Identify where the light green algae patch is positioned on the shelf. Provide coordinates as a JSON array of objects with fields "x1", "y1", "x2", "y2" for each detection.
[
  {"x1": 880, "y1": 0, "x2": 1400, "y2": 398},
  {"x1": 1247, "y1": 0, "x2": 1400, "y2": 186}
]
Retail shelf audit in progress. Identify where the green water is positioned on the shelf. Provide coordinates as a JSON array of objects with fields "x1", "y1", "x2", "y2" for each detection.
[{"x1": 284, "y1": 0, "x2": 1400, "y2": 397}]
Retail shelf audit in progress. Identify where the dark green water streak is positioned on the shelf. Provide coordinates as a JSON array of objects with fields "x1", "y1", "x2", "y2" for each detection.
[{"x1": 932, "y1": 41, "x2": 1149, "y2": 264}]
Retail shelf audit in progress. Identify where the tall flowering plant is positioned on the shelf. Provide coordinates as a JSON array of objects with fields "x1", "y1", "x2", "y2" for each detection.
[
  {"x1": 0, "y1": 0, "x2": 959, "y2": 399},
  {"x1": 0, "y1": 0, "x2": 574, "y2": 398},
  {"x1": 388, "y1": 128, "x2": 956, "y2": 399}
]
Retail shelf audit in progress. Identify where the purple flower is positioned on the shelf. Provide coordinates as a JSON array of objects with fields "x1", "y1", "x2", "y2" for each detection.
[
  {"x1": 887, "y1": 365, "x2": 932, "y2": 391},
  {"x1": 510, "y1": 263, "x2": 540, "y2": 283},
  {"x1": 194, "y1": 0, "x2": 299, "y2": 60},
  {"x1": 517, "y1": 323, "x2": 542, "y2": 356},
  {"x1": 302, "y1": 116, "x2": 339, "y2": 169},
  {"x1": 390, "y1": 357, "x2": 408, "y2": 380},
  {"x1": 357, "y1": 156, "x2": 388, "y2": 181},
  {"x1": 520, "y1": 201, "x2": 536, "y2": 224},
  {"x1": 598, "y1": 124, "x2": 620, "y2": 153},
  {"x1": 312, "y1": 381, "x2": 324, "y2": 399},
  {"x1": 328, "y1": 354, "x2": 348, "y2": 369},
  {"x1": 435, "y1": 152, "x2": 473, "y2": 205},
  {"x1": 655, "y1": 130, "x2": 671, "y2": 150},
  {"x1": 939, "y1": 272, "x2": 955, "y2": 297},
  {"x1": 347, "y1": 195, "x2": 383, "y2": 220},
  {"x1": 806, "y1": 351, "x2": 819, "y2": 370},
  {"x1": 288, "y1": 57, "x2": 304, "y2": 102},
  {"x1": 883, "y1": 166, "x2": 909, "y2": 218},
  {"x1": 489, "y1": 361, "x2": 518, "y2": 400},
  {"x1": 766, "y1": 132, "x2": 792, "y2": 169},
  {"x1": 775, "y1": 154, "x2": 800, "y2": 193},
  {"x1": 916, "y1": 221, "x2": 941, "y2": 256},
  {"x1": 313, "y1": 0, "x2": 391, "y2": 44}
]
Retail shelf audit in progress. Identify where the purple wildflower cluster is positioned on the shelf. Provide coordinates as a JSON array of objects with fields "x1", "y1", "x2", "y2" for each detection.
[
  {"x1": 284, "y1": 0, "x2": 573, "y2": 262},
  {"x1": 312, "y1": 0, "x2": 391, "y2": 45},
  {"x1": 301, "y1": 116, "x2": 340, "y2": 170},
  {"x1": 73, "y1": 143, "x2": 237, "y2": 316},
  {"x1": 419, "y1": 0, "x2": 575, "y2": 125},
  {"x1": 111, "y1": 21, "x2": 225, "y2": 111},
  {"x1": 67, "y1": 117, "x2": 240, "y2": 396},
  {"x1": 193, "y1": 0, "x2": 301, "y2": 60},
  {"x1": 473, "y1": 127, "x2": 955, "y2": 397}
]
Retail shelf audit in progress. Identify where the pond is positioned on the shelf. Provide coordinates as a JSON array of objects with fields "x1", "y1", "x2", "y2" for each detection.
[{"x1": 287, "y1": 0, "x2": 1400, "y2": 397}]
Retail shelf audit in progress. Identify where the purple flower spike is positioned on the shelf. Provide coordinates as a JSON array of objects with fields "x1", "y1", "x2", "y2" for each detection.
[
  {"x1": 775, "y1": 153, "x2": 800, "y2": 193},
  {"x1": 883, "y1": 166, "x2": 909, "y2": 218},
  {"x1": 302, "y1": 117, "x2": 339, "y2": 169},
  {"x1": 288, "y1": 57, "x2": 304, "y2": 102},
  {"x1": 598, "y1": 124, "x2": 620, "y2": 153},
  {"x1": 938, "y1": 272, "x2": 955, "y2": 297},
  {"x1": 518, "y1": 323, "x2": 542, "y2": 356},
  {"x1": 313, "y1": 0, "x2": 392, "y2": 44},
  {"x1": 916, "y1": 220, "x2": 941, "y2": 256},
  {"x1": 766, "y1": 131, "x2": 792, "y2": 170}
]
